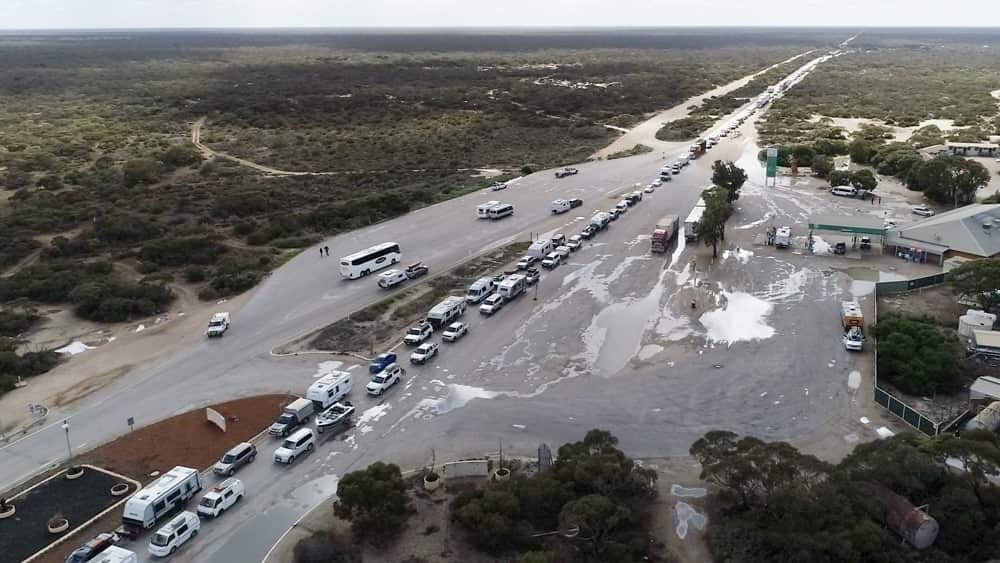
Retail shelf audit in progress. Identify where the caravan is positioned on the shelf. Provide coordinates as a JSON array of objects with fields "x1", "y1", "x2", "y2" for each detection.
[
  {"x1": 306, "y1": 373, "x2": 352, "y2": 410},
  {"x1": 426, "y1": 296, "x2": 467, "y2": 329},
  {"x1": 527, "y1": 239, "x2": 554, "y2": 259},
  {"x1": 498, "y1": 274, "x2": 527, "y2": 299},
  {"x1": 122, "y1": 466, "x2": 201, "y2": 532}
]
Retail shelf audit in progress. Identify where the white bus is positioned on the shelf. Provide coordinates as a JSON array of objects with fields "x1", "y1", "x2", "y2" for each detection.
[
  {"x1": 487, "y1": 203, "x2": 514, "y2": 220},
  {"x1": 340, "y1": 242, "x2": 401, "y2": 279}
]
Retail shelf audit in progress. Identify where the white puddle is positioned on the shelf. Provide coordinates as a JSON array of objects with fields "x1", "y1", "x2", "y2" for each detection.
[
  {"x1": 312, "y1": 360, "x2": 346, "y2": 379},
  {"x1": 700, "y1": 291, "x2": 775, "y2": 345},
  {"x1": 876, "y1": 426, "x2": 895, "y2": 439},
  {"x1": 675, "y1": 501, "x2": 708, "y2": 539},
  {"x1": 56, "y1": 341, "x2": 95, "y2": 355},
  {"x1": 638, "y1": 344, "x2": 663, "y2": 361},
  {"x1": 357, "y1": 403, "x2": 392, "y2": 435},
  {"x1": 848, "y1": 370, "x2": 861, "y2": 390},
  {"x1": 722, "y1": 247, "x2": 754, "y2": 264},
  {"x1": 671, "y1": 484, "x2": 707, "y2": 498},
  {"x1": 418, "y1": 384, "x2": 499, "y2": 415},
  {"x1": 735, "y1": 212, "x2": 773, "y2": 230},
  {"x1": 134, "y1": 324, "x2": 145, "y2": 333},
  {"x1": 812, "y1": 236, "x2": 832, "y2": 254}
]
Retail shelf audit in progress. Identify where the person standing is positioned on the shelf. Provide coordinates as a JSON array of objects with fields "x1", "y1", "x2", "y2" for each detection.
[
  {"x1": 319, "y1": 247, "x2": 324, "y2": 258},
  {"x1": 324, "y1": 246, "x2": 330, "y2": 257}
]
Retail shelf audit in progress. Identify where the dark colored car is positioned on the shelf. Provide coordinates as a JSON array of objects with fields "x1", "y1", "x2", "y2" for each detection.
[
  {"x1": 834, "y1": 242, "x2": 847, "y2": 255},
  {"x1": 369, "y1": 352, "x2": 397, "y2": 374},
  {"x1": 65, "y1": 532, "x2": 118, "y2": 563},
  {"x1": 569, "y1": 198, "x2": 583, "y2": 208},
  {"x1": 580, "y1": 225, "x2": 597, "y2": 240}
]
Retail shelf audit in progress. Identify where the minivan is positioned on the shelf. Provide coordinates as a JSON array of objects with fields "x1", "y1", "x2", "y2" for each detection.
[
  {"x1": 196, "y1": 478, "x2": 244, "y2": 519},
  {"x1": 465, "y1": 277, "x2": 496, "y2": 304},
  {"x1": 830, "y1": 185, "x2": 857, "y2": 197},
  {"x1": 148, "y1": 511, "x2": 200, "y2": 557},
  {"x1": 213, "y1": 442, "x2": 256, "y2": 476},
  {"x1": 273, "y1": 428, "x2": 315, "y2": 464}
]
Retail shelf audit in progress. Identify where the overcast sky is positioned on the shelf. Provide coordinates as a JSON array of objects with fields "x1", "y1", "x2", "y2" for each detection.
[{"x1": 1, "y1": 0, "x2": 999, "y2": 30}]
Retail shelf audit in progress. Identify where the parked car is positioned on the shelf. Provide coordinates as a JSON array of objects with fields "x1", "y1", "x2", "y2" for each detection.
[
  {"x1": 644, "y1": 185, "x2": 656, "y2": 193},
  {"x1": 366, "y1": 363, "x2": 404, "y2": 395},
  {"x1": 479, "y1": 293, "x2": 506, "y2": 315},
  {"x1": 213, "y1": 442, "x2": 256, "y2": 476},
  {"x1": 834, "y1": 242, "x2": 847, "y2": 255},
  {"x1": 410, "y1": 342, "x2": 439, "y2": 364},
  {"x1": 148, "y1": 511, "x2": 200, "y2": 557},
  {"x1": 616, "y1": 201, "x2": 629, "y2": 213},
  {"x1": 552, "y1": 234, "x2": 566, "y2": 247},
  {"x1": 569, "y1": 198, "x2": 584, "y2": 208},
  {"x1": 554, "y1": 245, "x2": 571, "y2": 259},
  {"x1": 66, "y1": 532, "x2": 119, "y2": 563},
  {"x1": 652, "y1": 179, "x2": 663, "y2": 187},
  {"x1": 490, "y1": 181, "x2": 508, "y2": 191},
  {"x1": 273, "y1": 428, "x2": 315, "y2": 464},
  {"x1": 516, "y1": 255, "x2": 536, "y2": 270},
  {"x1": 541, "y1": 252, "x2": 562, "y2": 269},
  {"x1": 441, "y1": 322, "x2": 468, "y2": 342},
  {"x1": 196, "y1": 478, "x2": 244, "y2": 519},
  {"x1": 580, "y1": 225, "x2": 598, "y2": 240},
  {"x1": 566, "y1": 235, "x2": 582, "y2": 251},
  {"x1": 912, "y1": 205, "x2": 934, "y2": 217},
  {"x1": 607, "y1": 208, "x2": 622, "y2": 220},
  {"x1": 404, "y1": 262, "x2": 429, "y2": 279},
  {"x1": 369, "y1": 352, "x2": 397, "y2": 374}
]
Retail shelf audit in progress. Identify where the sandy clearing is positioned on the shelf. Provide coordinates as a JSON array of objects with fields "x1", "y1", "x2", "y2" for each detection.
[
  {"x1": 807, "y1": 115, "x2": 962, "y2": 142},
  {"x1": 591, "y1": 49, "x2": 816, "y2": 159}
]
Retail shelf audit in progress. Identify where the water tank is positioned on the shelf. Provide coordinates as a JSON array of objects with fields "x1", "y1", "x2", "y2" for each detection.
[
  {"x1": 872, "y1": 484, "x2": 939, "y2": 549},
  {"x1": 966, "y1": 401, "x2": 1000, "y2": 432},
  {"x1": 959, "y1": 315, "x2": 993, "y2": 338}
]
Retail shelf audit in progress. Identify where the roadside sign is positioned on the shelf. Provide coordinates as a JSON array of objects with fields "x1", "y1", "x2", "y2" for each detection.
[{"x1": 766, "y1": 148, "x2": 778, "y2": 180}]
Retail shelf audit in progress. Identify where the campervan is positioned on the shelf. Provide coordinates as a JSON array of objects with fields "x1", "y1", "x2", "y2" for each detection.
[{"x1": 122, "y1": 466, "x2": 201, "y2": 531}]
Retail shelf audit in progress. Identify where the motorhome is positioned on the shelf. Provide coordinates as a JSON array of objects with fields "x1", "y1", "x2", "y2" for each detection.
[
  {"x1": 426, "y1": 296, "x2": 467, "y2": 329},
  {"x1": 306, "y1": 373, "x2": 352, "y2": 410},
  {"x1": 487, "y1": 203, "x2": 514, "y2": 220},
  {"x1": 477, "y1": 200, "x2": 501, "y2": 219},
  {"x1": 122, "y1": 466, "x2": 201, "y2": 532},
  {"x1": 465, "y1": 277, "x2": 497, "y2": 304}
]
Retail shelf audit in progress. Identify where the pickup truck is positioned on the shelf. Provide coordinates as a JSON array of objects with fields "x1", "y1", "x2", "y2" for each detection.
[
  {"x1": 206, "y1": 312, "x2": 230, "y2": 338},
  {"x1": 316, "y1": 401, "x2": 355, "y2": 434},
  {"x1": 554, "y1": 167, "x2": 578, "y2": 178}
]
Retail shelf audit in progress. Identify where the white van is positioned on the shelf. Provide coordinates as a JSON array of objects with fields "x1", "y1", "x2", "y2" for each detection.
[
  {"x1": 830, "y1": 185, "x2": 857, "y2": 197},
  {"x1": 487, "y1": 203, "x2": 514, "y2": 220},
  {"x1": 465, "y1": 277, "x2": 496, "y2": 304},
  {"x1": 196, "y1": 478, "x2": 244, "y2": 519},
  {"x1": 551, "y1": 199, "x2": 572, "y2": 214},
  {"x1": 477, "y1": 200, "x2": 500, "y2": 219},
  {"x1": 148, "y1": 511, "x2": 200, "y2": 557},
  {"x1": 93, "y1": 546, "x2": 138, "y2": 563},
  {"x1": 377, "y1": 269, "x2": 408, "y2": 289},
  {"x1": 306, "y1": 373, "x2": 352, "y2": 410},
  {"x1": 527, "y1": 239, "x2": 554, "y2": 259}
]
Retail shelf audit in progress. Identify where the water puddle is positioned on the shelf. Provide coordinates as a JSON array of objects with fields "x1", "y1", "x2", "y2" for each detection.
[
  {"x1": 675, "y1": 501, "x2": 708, "y2": 539},
  {"x1": 418, "y1": 384, "x2": 499, "y2": 415},
  {"x1": 288, "y1": 473, "x2": 340, "y2": 504},
  {"x1": 700, "y1": 291, "x2": 775, "y2": 346},
  {"x1": 671, "y1": 484, "x2": 707, "y2": 498}
]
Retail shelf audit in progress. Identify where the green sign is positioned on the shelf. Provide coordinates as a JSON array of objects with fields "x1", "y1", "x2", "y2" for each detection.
[{"x1": 765, "y1": 147, "x2": 778, "y2": 179}]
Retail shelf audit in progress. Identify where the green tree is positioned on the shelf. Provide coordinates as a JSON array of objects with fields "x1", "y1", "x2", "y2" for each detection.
[
  {"x1": 333, "y1": 461, "x2": 413, "y2": 543},
  {"x1": 909, "y1": 124, "x2": 945, "y2": 148},
  {"x1": 872, "y1": 317, "x2": 963, "y2": 395},
  {"x1": 827, "y1": 169, "x2": 851, "y2": 187},
  {"x1": 912, "y1": 156, "x2": 990, "y2": 206},
  {"x1": 711, "y1": 160, "x2": 747, "y2": 203},
  {"x1": 699, "y1": 188, "x2": 733, "y2": 258},
  {"x1": 789, "y1": 144, "x2": 816, "y2": 167},
  {"x1": 848, "y1": 139, "x2": 879, "y2": 164},
  {"x1": 450, "y1": 489, "x2": 533, "y2": 555},
  {"x1": 849, "y1": 169, "x2": 878, "y2": 191},
  {"x1": 558, "y1": 495, "x2": 631, "y2": 557},
  {"x1": 554, "y1": 429, "x2": 657, "y2": 500},
  {"x1": 811, "y1": 154, "x2": 834, "y2": 178},
  {"x1": 948, "y1": 258, "x2": 1000, "y2": 311},
  {"x1": 160, "y1": 144, "x2": 203, "y2": 168},
  {"x1": 122, "y1": 158, "x2": 162, "y2": 187}
]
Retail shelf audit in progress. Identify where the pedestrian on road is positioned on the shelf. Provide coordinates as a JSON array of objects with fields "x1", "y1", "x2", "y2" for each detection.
[
  {"x1": 324, "y1": 246, "x2": 330, "y2": 257},
  {"x1": 319, "y1": 248, "x2": 324, "y2": 258}
]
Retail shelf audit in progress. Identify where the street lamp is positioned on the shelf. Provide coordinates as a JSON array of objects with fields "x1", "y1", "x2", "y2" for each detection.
[{"x1": 61, "y1": 420, "x2": 72, "y2": 460}]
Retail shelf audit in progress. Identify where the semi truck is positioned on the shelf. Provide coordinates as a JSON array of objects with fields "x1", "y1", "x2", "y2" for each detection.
[
  {"x1": 689, "y1": 139, "x2": 707, "y2": 159},
  {"x1": 684, "y1": 206, "x2": 706, "y2": 242},
  {"x1": 650, "y1": 215, "x2": 679, "y2": 253}
]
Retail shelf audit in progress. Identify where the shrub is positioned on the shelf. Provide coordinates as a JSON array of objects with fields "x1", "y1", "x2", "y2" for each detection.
[
  {"x1": 139, "y1": 237, "x2": 224, "y2": 266},
  {"x1": 183, "y1": 266, "x2": 207, "y2": 283},
  {"x1": 873, "y1": 317, "x2": 963, "y2": 395},
  {"x1": 94, "y1": 213, "x2": 161, "y2": 243},
  {"x1": 207, "y1": 270, "x2": 261, "y2": 298},
  {"x1": 0, "y1": 309, "x2": 40, "y2": 337},
  {"x1": 122, "y1": 158, "x2": 162, "y2": 187},
  {"x1": 69, "y1": 281, "x2": 174, "y2": 322},
  {"x1": 334, "y1": 462, "x2": 413, "y2": 544},
  {"x1": 160, "y1": 144, "x2": 203, "y2": 168}
]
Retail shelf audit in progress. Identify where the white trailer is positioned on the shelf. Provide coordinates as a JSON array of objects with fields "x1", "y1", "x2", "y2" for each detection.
[
  {"x1": 122, "y1": 466, "x2": 201, "y2": 531},
  {"x1": 498, "y1": 274, "x2": 526, "y2": 299},
  {"x1": 426, "y1": 296, "x2": 467, "y2": 329},
  {"x1": 306, "y1": 372, "x2": 352, "y2": 409},
  {"x1": 684, "y1": 206, "x2": 706, "y2": 241}
]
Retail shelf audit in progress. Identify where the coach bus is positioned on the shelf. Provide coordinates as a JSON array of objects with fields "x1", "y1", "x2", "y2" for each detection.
[{"x1": 340, "y1": 242, "x2": 401, "y2": 279}]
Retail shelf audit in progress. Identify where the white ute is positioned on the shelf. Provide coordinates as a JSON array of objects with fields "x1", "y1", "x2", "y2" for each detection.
[
  {"x1": 196, "y1": 478, "x2": 244, "y2": 519},
  {"x1": 403, "y1": 321, "x2": 433, "y2": 345},
  {"x1": 441, "y1": 321, "x2": 468, "y2": 342},
  {"x1": 206, "y1": 312, "x2": 230, "y2": 337}
]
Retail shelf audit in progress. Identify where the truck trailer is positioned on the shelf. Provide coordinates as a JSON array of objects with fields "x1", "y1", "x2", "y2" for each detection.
[
  {"x1": 683, "y1": 206, "x2": 705, "y2": 242},
  {"x1": 650, "y1": 215, "x2": 679, "y2": 253}
]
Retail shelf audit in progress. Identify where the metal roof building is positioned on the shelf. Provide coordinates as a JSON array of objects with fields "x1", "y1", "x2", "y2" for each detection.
[
  {"x1": 808, "y1": 214, "x2": 885, "y2": 236},
  {"x1": 885, "y1": 204, "x2": 1000, "y2": 265},
  {"x1": 946, "y1": 141, "x2": 999, "y2": 157},
  {"x1": 970, "y1": 376, "x2": 1000, "y2": 402}
]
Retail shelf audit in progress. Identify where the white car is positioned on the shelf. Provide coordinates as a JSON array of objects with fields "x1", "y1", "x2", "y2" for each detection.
[
  {"x1": 516, "y1": 255, "x2": 536, "y2": 270},
  {"x1": 206, "y1": 312, "x2": 230, "y2": 337},
  {"x1": 615, "y1": 201, "x2": 629, "y2": 213},
  {"x1": 541, "y1": 252, "x2": 561, "y2": 269},
  {"x1": 403, "y1": 321, "x2": 433, "y2": 345},
  {"x1": 644, "y1": 185, "x2": 655, "y2": 193},
  {"x1": 652, "y1": 179, "x2": 663, "y2": 187},
  {"x1": 273, "y1": 428, "x2": 315, "y2": 464},
  {"x1": 912, "y1": 205, "x2": 934, "y2": 217},
  {"x1": 409, "y1": 342, "x2": 439, "y2": 364},
  {"x1": 366, "y1": 363, "x2": 404, "y2": 395},
  {"x1": 441, "y1": 322, "x2": 468, "y2": 342},
  {"x1": 479, "y1": 293, "x2": 505, "y2": 315},
  {"x1": 489, "y1": 181, "x2": 508, "y2": 191},
  {"x1": 554, "y1": 245, "x2": 571, "y2": 259},
  {"x1": 197, "y1": 478, "x2": 244, "y2": 519},
  {"x1": 566, "y1": 235, "x2": 582, "y2": 251}
]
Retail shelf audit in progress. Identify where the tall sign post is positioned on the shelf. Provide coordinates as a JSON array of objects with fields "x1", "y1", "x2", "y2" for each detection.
[{"x1": 765, "y1": 148, "x2": 778, "y2": 187}]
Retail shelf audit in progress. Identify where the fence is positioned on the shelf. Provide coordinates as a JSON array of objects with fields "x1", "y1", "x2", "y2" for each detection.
[{"x1": 872, "y1": 273, "x2": 949, "y2": 436}]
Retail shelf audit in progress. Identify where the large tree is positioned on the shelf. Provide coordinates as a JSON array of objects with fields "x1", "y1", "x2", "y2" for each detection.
[
  {"x1": 850, "y1": 169, "x2": 878, "y2": 192},
  {"x1": 872, "y1": 317, "x2": 963, "y2": 395},
  {"x1": 948, "y1": 258, "x2": 1000, "y2": 311},
  {"x1": 811, "y1": 154, "x2": 834, "y2": 178},
  {"x1": 711, "y1": 160, "x2": 748, "y2": 203},
  {"x1": 910, "y1": 155, "x2": 990, "y2": 206},
  {"x1": 700, "y1": 187, "x2": 734, "y2": 258},
  {"x1": 333, "y1": 461, "x2": 413, "y2": 544}
]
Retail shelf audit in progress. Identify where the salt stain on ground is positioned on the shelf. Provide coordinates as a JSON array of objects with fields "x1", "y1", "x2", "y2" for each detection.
[
  {"x1": 722, "y1": 247, "x2": 754, "y2": 264},
  {"x1": 675, "y1": 501, "x2": 708, "y2": 540},
  {"x1": 848, "y1": 370, "x2": 861, "y2": 390},
  {"x1": 357, "y1": 403, "x2": 392, "y2": 435},
  {"x1": 700, "y1": 291, "x2": 775, "y2": 346},
  {"x1": 812, "y1": 235, "x2": 832, "y2": 254},
  {"x1": 735, "y1": 212, "x2": 773, "y2": 230},
  {"x1": 638, "y1": 344, "x2": 663, "y2": 361},
  {"x1": 418, "y1": 384, "x2": 499, "y2": 415},
  {"x1": 312, "y1": 360, "x2": 346, "y2": 379},
  {"x1": 134, "y1": 324, "x2": 145, "y2": 333},
  {"x1": 671, "y1": 484, "x2": 707, "y2": 498},
  {"x1": 55, "y1": 341, "x2": 95, "y2": 355}
]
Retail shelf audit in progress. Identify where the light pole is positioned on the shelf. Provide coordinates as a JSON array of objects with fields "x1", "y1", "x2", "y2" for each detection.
[{"x1": 61, "y1": 420, "x2": 72, "y2": 460}]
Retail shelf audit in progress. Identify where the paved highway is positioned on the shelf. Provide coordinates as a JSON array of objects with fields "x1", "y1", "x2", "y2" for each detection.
[{"x1": 1, "y1": 52, "x2": 840, "y2": 562}]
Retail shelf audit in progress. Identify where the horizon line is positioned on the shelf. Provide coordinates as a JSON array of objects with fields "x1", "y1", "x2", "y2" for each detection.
[{"x1": 1, "y1": 24, "x2": 999, "y2": 33}]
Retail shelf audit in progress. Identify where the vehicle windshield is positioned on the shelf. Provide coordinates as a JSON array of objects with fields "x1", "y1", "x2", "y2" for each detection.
[
  {"x1": 406, "y1": 328, "x2": 421, "y2": 335},
  {"x1": 372, "y1": 376, "x2": 386, "y2": 384},
  {"x1": 150, "y1": 533, "x2": 171, "y2": 547},
  {"x1": 208, "y1": 320, "x2": 223, "y2": 327},
  {"x1": 221, "y1": 454, "x2": 236, "y2": 463},
  {"x1": 199, "y1": 497, "x2": 218, "y2": 508},
  {"x1": 277, "y1": 414, "x2": 295, "y2": 424},
  {"x1": 281, "y1": 439, "x2": 296, "y2": 449}
]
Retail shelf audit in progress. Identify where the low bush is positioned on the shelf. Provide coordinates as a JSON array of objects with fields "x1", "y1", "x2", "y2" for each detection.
[
  {"x1": 69, "y1": 280, "x2": 175, "y2": 322},
  {"x1": 0, "y1": 309, "x2": 40, "y2": 337},
  {"x1": 873, "y1": 317, "x2": 963, "y2": 395},
  {"x1": 139, "y1": 237, "x2": 224, "y2": 267}
]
